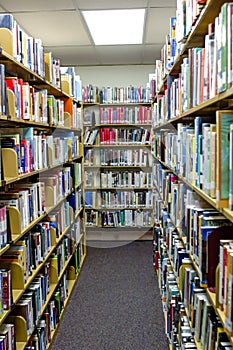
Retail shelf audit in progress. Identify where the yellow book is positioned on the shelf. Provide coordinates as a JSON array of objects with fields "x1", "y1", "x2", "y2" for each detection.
[{"x1": 44, "y1": 52, "x2": 53, "y2": 83}]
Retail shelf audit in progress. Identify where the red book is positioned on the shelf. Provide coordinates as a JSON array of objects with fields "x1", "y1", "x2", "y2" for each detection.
[
  {"x1": 207, "y1": 226, "x2": 233, "y2": 291},
  {"x1": 104, "y1": 128, "x2": 110, "y2": 144},
  {"x1": 17, "y1": 78, "x2": 24, "y2": 119},
  {"x1": 1, "y1": 268, "x2": 12, "y2": 310}
]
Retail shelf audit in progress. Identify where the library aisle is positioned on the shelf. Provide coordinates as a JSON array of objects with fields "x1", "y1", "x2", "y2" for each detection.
[{"x1": 51, "y1": 240, "x2": 168, "y2": 350}]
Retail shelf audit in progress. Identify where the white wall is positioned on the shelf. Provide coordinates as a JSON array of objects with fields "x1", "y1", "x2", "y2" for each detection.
[{"x1": 75, "y1": 65, "x2": 154, "y2": 88}]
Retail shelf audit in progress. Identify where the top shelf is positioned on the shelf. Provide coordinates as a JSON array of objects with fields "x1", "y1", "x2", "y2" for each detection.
[
  {"x1": 0, "y1": 48, "x2": 70, "y2": 99},
  {"x1": 170, "y1": 0, "x2": 229, "y2": 75}
]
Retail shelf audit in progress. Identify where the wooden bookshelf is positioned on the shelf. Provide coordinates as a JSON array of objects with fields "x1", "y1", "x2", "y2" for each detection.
[
  {"x1": 83, "y1": 102, "x2": 154, "y2": 240},
  {"x1": 0, "y1": 20, "x2": 86, "y2": 350},
  {"x1": 152, "y1": 1, "x2": 233, "y2": 349}
]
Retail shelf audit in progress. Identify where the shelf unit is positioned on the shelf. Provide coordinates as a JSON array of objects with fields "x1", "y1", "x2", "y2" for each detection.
[
  {"x1": 0, "y1": 25, "x2": 86, "y2": 350},
  {"x1": 152, "y1": 1, "x2": 233, "y2": 349},
  {"x1": 83, "y1": 102, "x2": 154, "y2": 241}
]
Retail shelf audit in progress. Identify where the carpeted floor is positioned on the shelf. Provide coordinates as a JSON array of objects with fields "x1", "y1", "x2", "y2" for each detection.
[{"x1": 50, "y1": 240, "x2": 169, "y2": 350}]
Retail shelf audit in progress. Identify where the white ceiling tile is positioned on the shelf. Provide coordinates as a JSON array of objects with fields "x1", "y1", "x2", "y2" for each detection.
[
  {"x1": 76, "y1": 0, "x2": 149, "y2": 10},
  {"x1": 145, "y1": 7, "x2": 176, "y2": 44},
  {"x1": 0, "y1": 0, "x2": 75, "y2": 11},
  {"x1": 0, "y1": 0, "x2": 178, "y2": 66},
  {"x1": 13, "y1": 11, "x2": 91, "y2": 46}
]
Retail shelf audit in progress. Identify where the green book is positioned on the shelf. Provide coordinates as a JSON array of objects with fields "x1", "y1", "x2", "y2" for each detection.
[
  {"x1": 219, "y1": 3, "x2": 229, "y2": 92},
  {"x1": 216, "y1": 110, "x2": 233, "y2": 208}
]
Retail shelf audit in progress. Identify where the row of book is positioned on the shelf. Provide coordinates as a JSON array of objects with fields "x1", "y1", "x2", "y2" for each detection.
[
  {"x1": 152, "y1": 110, "x2": 233, "y2": 210},
  {"x1": 153, "y1": 3, "x2": 233, "y2": 124},
  {"x1": 0, "y1": 129, "x2": 81, "y2": 179},
  {"x1": 0, "y1": 14, "x2": 45, "y2": 79},
  {"x1": 152, "y1": 162, "x2": 184, "y2": 226},
  {"x1": 82, "y1": 84, "x2": 151, "y2": 104},
  {"x1": 84, "y1": 127, "x2": 151, "y2": 146},
  {"x1": 153, "y1": 189, "x2": 233, "y2": 339},
  {"x1": 0, "y1": 216, "x2": 84, "y2": 310},
  {"x1": 0, "y1": 169, "x2": 83, "y2": 241},
  {"x1": 5, "y1": 74, "x2": 83, "y2": 127},
  {"x1": 99, "y1": 105, "x2": 152, "y2": 124},
  {"x1": 152, "y1": 161, "x2": 233, "y2": 292},
  {"x1": 176, "y1": 0, "x2": 207, "y2": 55},
  {"x1": 0, "y1": 14, "x2": 83, "y2": 101},
  {"x1": 85, "y1": 190, "x2": 153, "y2": 209},
  {"x1": 0, "y1": 202, "x2": 73, "y2": 276},
  {"x1": 157, "y1": 250, "x2": 232, "y2": 350},
  {"x1": 84, "y1": 148, "x2": 153, "y2": 167},
  {"x1": 0, "y1": 221, "x2": 83, "y2": 349},
  {"x1": 83, "y1": 128, "x2": 98, "y2": 145},
  {"x1": 0, "y1": 182, "x2": 46, "y2": 232},
  {"x1": 26, "y1": 242, "x2": 83, "y2": 350},
  {"x1": 86, "y1": 209, "x2": 153, "y2": 228},
  {"x1": 60, "y1": 66, "x2": 82, "y2": 101},
  {"x1": 0, "y1": 322, "x2": 15, "y2": 350},
  {"x1": 155, "y1": 163, "x2": 221, "y2": 287},
  {"x1": 9, "y1": 240, "x2": 84, "y2": 349},
  {"x1": 98, "y1": 127, "x2": 151, "y2": 145},
  {"x1": 153, "y1": 213, "x2": 233, "y2": 347},
  {"x1": 84, "y1": 170, "x2": 152, "y2": 188},
  {"x1": 150, "y1": 2, "x2": 207, "y2": 95}
]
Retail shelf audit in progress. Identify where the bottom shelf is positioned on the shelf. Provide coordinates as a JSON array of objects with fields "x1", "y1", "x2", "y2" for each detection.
[{"x1": 86, "y1": 226, "x2": 153, "y2": 243}]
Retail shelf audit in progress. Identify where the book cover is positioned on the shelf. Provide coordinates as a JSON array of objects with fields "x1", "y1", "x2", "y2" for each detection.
[
  {"x1": 200, "y1": 225, "x2": 233, "y2": 290},
  {"x1": 210, "y1": 17, "x2": 218, "y2": 98},
  {"x1": 228, "y1": 4, "x2": 233, "y2": 88},
  {"x1": 229, "y1": 123, "x2": 233, "y2": 210},
  {"x1": 216, "y1": 111, "x2": 233, "y2": 208},
  {"x1": 219, "y1": 3, "x2": 229, "y2": 92},
  {"x1": 0, "y1": 14, "x2": 14, "y2": 31},
  {"x1": 218, "y1": 240, "x2": 233, "y2": 309}
]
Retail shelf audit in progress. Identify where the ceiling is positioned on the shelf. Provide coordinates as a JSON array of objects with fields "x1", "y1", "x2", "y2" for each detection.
[{"x1": 0, "y1": 0, "x2": 176, "y2": 67}]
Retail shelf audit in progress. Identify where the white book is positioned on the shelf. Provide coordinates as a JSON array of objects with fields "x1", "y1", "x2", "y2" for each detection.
[{"x1": 194, "y1": 293, "x2": 208, "y2": 341}]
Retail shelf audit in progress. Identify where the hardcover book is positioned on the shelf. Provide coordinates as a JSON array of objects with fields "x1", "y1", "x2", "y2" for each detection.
[{"x1": 216, "y1": 110, "x2": 233, "y2": 208}]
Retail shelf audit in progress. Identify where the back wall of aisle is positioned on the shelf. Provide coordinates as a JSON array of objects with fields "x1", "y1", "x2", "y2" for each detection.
[{"x1": 76, "y1": 65, "x2": 154, "y2": 88}]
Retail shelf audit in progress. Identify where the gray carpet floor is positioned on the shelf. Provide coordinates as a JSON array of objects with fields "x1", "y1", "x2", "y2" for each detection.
[{"x1": 50, "y1": 240, "x2": 169, "y2": 350}]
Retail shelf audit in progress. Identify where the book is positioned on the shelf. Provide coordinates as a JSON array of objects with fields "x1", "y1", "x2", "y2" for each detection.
[
  {"x1": 200, "y1": 298, "x2": 212, "y2": 348},
  {"x1": 199, "y1": 225, "x2": 233, "y2": 289},
  {"x1": 218, "y1": 240, "x2": 233, "y2": 310},
  {"x1": 15, "y1": 297, "x2": 34, "y2": 335},
  {"x1": 216, "y1": 110, "x2": 233, "y2": 208},
  {"x1": 218, "y1": 3, "x2": 229, "y2": 93},
  {"x1": 194, "y1": 293, "x2": 208, "y2": 341},
  {"x1": 228, "y1": 4, "x2": 233, "y2": 88},
  {"x1": 225, "y1": 251, "x2": 233, "y2": 334},
  {"x1": 229, "y1": 124, "x2": 233, "y2": 210},
  {"x1": 0, "y1": 133, "x2": 21, "y2": 175},
  {"x1": 0, "y1": 268, "x2": 11, "y2": 311}
]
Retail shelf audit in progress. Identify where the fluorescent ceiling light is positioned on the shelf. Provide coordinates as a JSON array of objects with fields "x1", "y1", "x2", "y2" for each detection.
[{"x1": 82, "y1": 9, "x2": 145, "y2": 45}]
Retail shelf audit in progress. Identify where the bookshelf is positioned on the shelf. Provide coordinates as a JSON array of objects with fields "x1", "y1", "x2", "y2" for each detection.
[
  {"x1": 151, "y1": 1, "x2": 233, "y2": 349},
  {"x1": 83, "y1": 102, "x2": 154, "y2": 241},
  {"x1": 0, "y1": 18, "x2": 86, "y2": 350}
]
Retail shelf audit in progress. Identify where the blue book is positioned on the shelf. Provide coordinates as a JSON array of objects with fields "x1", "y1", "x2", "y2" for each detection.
[
  {"x1": 199, "y1": 225, "x2": 233, "y2": 289},
  {"x1": 85, "y1": 191, "x2": 93, "y2": 208},
  {"x1": 0, "y1": 14, "x2": 14, "y2": 31}
]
